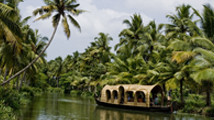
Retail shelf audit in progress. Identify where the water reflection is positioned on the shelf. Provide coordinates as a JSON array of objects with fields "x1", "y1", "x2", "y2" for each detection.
[
  {"x1": 93, "y1": 106, "x2": 214, "y2": 120},
  {"x1": 93, "y1": 106, "x2": 173, "y2": 120},
  {"x1": 17, "y1": 93, "x2": 213, "y2": 120}
]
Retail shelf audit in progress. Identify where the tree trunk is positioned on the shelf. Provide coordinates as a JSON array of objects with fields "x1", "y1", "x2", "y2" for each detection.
[
  {"x1": 206, "y1": 82, "x2": 211, "y2": 106},
  {"x1": 206, "y1": 90, "x2": 211, "y2": 106},
  {"x1": 162, "y1": 83, "x2": 166, "y2": 94},
  {"x1": 16, "y1": 75, "x2": 20, "y2": 90},
  {"x1": 180, "y1": 79, "x2": 184, "y2": 104},
  {"x1": 24, "y1": 75, "x2": 27, "y2": 87},
  {"x1": 18, "y1": 70, "x2": 27, "y2": 91},
  {"x1": 27, "y1": 79, "x2": 30, "y2": 87},
  {"x1": 3, "y1": 68, "x2": 8, "y2": 82},
  {"x1": 3, "y1": 68, "x2": 8, "y2": 88},
  {"x1": 57, "y1": 77, "x2": 59, "y2": 88},
  {"x1": 0, "y1": 21, "x2": 60, "y2": 86}
]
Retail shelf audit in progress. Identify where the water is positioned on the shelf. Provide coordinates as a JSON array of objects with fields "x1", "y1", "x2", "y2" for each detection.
[{"x1": 17, "y1": 93, "x2": 213, "y2": 120}]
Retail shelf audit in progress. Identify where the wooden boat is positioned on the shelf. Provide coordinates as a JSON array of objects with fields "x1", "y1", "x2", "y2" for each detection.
[{"x1": 94, "y1": 84, "x2": 173, "y2": 113}]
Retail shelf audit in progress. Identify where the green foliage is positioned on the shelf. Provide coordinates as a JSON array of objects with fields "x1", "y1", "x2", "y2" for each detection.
[
  {"x1": 0, "y1": 101, "x2": 16, "y2": 120},
  {"x1": 70, "y1": 90, "x2": 82, "y2": 96},
  {"x1": 46, "y1": 87, "x2": 64, "y2": 93},
  {"x1": 205, "y1": 104, "x2": 214, "y2": 116},
  {"x1": 81, "y1": 91, "x2": 94, "y2": 97},
  {"x1": 0, "y1": 88, "x2": 21, "y2": 110},
  {"x1": 20, "y1": 87, "x2": 35, "y2": 97},
  {"x1": 180, "y1": 94, "x2": 206, "y2": 113},
  {"x1": 32, "y1": 72, "x2": 50, "y2": 91}
]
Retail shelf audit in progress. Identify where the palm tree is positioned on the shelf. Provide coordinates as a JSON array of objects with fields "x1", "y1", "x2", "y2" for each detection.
[
  {"x1": 201, "y1": 4, "x2": 214, "y2": 42},
  {"x1": 165, "y1": 4, "x2": 202, "y2": 37},
  {"x1": 1, "y1": 0, "x2": 85, "y2": 86},
  {"x1": 0, "y1": 0, "x2": 22, "y2": 43},
  {"x1": 190, "y1": 48, "x2": 214, "y2": 106},
  {"x1": 115, "y1": 14, "x2": 145, "y2": 56},
  {"x1": 49, "y1": 56, "x2": 64, "y2": 88},
  {"x1": 91, "y1": 32, "x2": 113, "y2": 63},
  {"x1": 164, "y1": 4, "x2": 202, "y2": 104}
]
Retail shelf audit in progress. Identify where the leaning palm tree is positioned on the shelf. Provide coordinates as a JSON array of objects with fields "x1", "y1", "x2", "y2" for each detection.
[{"x1": 1, "y1": 0, "x2": 85, "y2": 86}]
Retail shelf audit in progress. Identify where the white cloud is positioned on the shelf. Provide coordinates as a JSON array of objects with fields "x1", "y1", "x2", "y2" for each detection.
[
  {"x1": 19, "y1": 0, "x2": 153, "y2": 60},
  {"x1": 19, "y1": 0, "x2": 214, "y2": 61}
]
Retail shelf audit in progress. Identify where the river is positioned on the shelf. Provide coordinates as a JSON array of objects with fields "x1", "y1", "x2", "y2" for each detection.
[{"x1": 17, "y1": 93, "x2": 213, "y2": 120}]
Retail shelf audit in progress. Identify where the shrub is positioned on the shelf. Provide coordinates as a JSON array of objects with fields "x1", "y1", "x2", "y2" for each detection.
[
  {"x1": 70, "y1": 90, "x2": 82, "y2": 96},
  {"x1": 0, "y1": 88, "x2": 21, "y2": 110},
  {"x1": 204, "y1": 104, "x2": 214, "y2": 116},
  {"x1": 46, "y1": 87, "x2": 64, "y2": 93},
  {"x1": 180, "y1": 94, "x2": 205, "y2": 113},
  {"x1": 20, "y1": 87, "x2": 35, "y2": 97},
  {"x1": 81, "y1": 91, "x2": 94, "y2": 97},
  {"x1": 0, "y1": 101, "x2": 16, "y2": 120}
]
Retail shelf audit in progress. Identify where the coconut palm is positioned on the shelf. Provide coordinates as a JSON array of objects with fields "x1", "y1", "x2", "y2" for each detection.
[
  {"x1": 0, "y1": 0, "x2": 22, "y2": 44},
  {"x1": 1, "y1": 0, "x2": 85, "y2": 86},
  {"x1": 165, "y1": 4, "x2": 202, "y2": 37},
  {"x1": 201, "y1": 4, "x2": 214, "y2": 42},
  {"x1": 190, "y1": 47, "x2": 214, "y2": 106},
  {"x1": 92, "y1": 32, "x2": 113, "y2": 63},
  {"x1": 164, "y1": 4, "x2": 203, "y2": 104},
  {"x1": 49, "y1": 56, "x2": 64, "y2": 88},
  {"x1": 115, "y1": 14, "x2": 145, "y2": 56}
]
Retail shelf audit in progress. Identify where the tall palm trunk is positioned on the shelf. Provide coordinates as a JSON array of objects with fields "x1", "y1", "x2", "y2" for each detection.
[
  {"x1": 206, "y1": 90, "x2": 211, "y2": 106},
  {"x1": 1, "y1": 21, "x2": 60, "y2": 86},
  {"x1": 16, "y1": 75, "x2": 20, "y2": 90},
  {"x1": 27, "y1": 79, "x2": 30, "y2": 87},
  {"x1": 24, "y1": 74, "x2": 27, "y2": 87},
  {"x1": 56, "y1": 77, "x2": 59, "y2": 88},
  {"x1": 18, "y1": 70, "x2": 26, "y2": 91},
  {"x1": 3, "y1": 68, "x2": 8, "y2": 82},
  {"x1": 162, "y1": 83, "x2": 166, "y2": 94},
  {"x1": 206, "y1": 82, "x2": 211, "y2": 106}
]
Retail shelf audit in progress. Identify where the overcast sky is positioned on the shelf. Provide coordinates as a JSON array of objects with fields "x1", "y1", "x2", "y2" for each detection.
[{"x1": 18, "y1": 0, "x2": 214, "y2": 61}]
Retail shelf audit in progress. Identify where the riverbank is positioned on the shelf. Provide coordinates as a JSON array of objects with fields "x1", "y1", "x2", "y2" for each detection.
[
  {"x1": 0, "y1": 86, "x2": 52, "y2": 120},
  {"x1": 1, "y1": 87, "x2": 213, "y2": 119}
]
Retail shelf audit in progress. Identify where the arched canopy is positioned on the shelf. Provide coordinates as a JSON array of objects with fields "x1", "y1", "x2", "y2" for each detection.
[{"x1": 100, "y1": 84, "x2": 164, "y2": 106}]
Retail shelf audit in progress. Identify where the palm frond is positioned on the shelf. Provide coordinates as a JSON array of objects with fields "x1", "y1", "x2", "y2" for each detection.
[
  {"x1": 52, "y1": 13, "x2": 60, "y2": 27},
  {"x1": 67, "y1": 15, "x2": 81, "y2": 32},
  {"x1": 167, "y1": 39, "x2": 191, "y2": 51},
  {"x1": 191, "y1": 37, "x2": 214, "y2": 50},
  {"x1": 191, "y1": 68, "x2": 214, "y2": 82},
  {"x1": 34, "y1": 12, "x2": 52, "y2": 22},
  {"x1": 62, "y1": 16, "x2": 70, "y2": 38},
  {"x1": 172, "y1": 51, "x2": 196, "y2": 64}
]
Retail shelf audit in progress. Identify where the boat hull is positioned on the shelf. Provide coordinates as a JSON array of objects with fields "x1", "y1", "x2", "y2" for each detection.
[{"x1": 94, "y1": 98, "x2": 172, "y2": 113}]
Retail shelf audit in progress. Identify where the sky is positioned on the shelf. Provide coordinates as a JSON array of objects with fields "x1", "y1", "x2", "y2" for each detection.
[{"x1": 18, "y1": 0, "x2": 214, "y2": 61}]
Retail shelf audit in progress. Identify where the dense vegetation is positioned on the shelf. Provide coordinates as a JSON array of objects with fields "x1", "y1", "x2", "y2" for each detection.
[{"x1": 1, "y1": 0, "x2": 214, "y2": 119}]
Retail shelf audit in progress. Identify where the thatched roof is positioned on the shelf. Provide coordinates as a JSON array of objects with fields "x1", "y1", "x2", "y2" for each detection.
[{"x1": 102, "y1": 84, "x2": 162, "y2": 93}]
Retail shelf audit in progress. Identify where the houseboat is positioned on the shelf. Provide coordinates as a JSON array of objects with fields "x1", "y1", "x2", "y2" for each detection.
[{"x1": 94, "y1": 84, "x2": 173, "y2": 113}]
